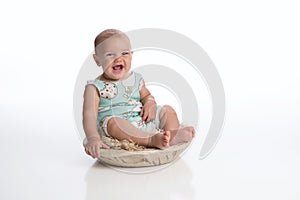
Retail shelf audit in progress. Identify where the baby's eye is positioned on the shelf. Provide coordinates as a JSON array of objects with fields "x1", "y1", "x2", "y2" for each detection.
[
  {"x1": 106, "y1": 53, "x2": 115, "y2": 57},
  {"x1": 121, "y1": 51, "x2": 130, "y2": 56}
]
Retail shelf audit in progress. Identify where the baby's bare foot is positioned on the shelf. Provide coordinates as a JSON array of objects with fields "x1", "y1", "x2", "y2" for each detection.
[
  {"x1": 149, "y1": 131, "x2": 170, "y2": 149},
  {"x1": 169, "y1": 126, "x2": 195, "y2": 146}
]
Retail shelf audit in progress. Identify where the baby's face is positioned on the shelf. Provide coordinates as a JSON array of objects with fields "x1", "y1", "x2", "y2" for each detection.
[{"x1": 94, "y1": 35, "x2": 132, "y2": 81}]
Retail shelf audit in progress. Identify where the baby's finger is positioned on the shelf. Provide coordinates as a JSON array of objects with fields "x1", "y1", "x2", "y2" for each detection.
[
  {"x1": 144, "y1": 115, "x2": 148, "y2": 123},
  {"x1": 145, "y1": 114, "x2": 152, "y2": 123},
  {"x1": 101, "y1": 143, "x2": 110, "y2": 149},
  {"x1": 146, "y1": 117, "x2": 151, "y2": 123},
  {"x1": 140, "y1": 108, "x2": 144, "y2": 117},
  {"x1": 86, "y1": 146, "x2": 93, "y2": 157},
  {"x1": 95, "y1": 147, "x2": 101, "y2": 159},
  {"x1": 143, "y1": 110, "x2": 149, "y2": 121},
  {"x1": 85, "y1": 147, "x2": 91, "y2": 156},
  {"x1": 149, "y1": 115, "x2": 154, "y2": 121},
  {"x1": 90, "y1": 146, "x2": 97, "y2": 159},
  {"x1": 152, "y1": 112, "x2": 157, "y2": 120},
  {"x1": 95, "y1": 143, "x2": 110, "y2": 158}
]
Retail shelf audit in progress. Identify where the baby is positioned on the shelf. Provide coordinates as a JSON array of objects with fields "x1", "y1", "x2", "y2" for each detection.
[{"x1": 83, "y1": 29, "x2": 195, "y2": 158}]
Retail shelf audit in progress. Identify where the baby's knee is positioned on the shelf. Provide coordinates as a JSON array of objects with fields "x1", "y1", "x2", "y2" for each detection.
[
  {"x1": 106, "y1": 117, "x2": 126, "y2": 132},
  {"x1": 107, "y1": 117, "x2": 118, "y2": 129},
  {"x1": 161, "y1": 105, "x2": 177, "y2": 115}
]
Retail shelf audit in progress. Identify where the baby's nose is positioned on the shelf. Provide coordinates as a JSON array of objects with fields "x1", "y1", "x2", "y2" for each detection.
[{"x1": 114, "y1": 55, "x2": 123, "y2": 62}]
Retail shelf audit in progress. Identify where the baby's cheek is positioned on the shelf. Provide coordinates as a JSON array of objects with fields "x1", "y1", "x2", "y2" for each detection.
[
  {"x1": 101, "y1": 64, "x2": 110, "y2": 71},
  {"x1": 102, "y1": 60, "x2": 113, "y2": 70}
]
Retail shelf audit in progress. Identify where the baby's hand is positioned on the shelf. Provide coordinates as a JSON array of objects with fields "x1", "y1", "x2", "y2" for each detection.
[
  {"x1": 140, "y1": 101, "x2": 157, "y2": 123},
  {"x1": 84, "y1": 137, "x2": 110, "y2": 159}
]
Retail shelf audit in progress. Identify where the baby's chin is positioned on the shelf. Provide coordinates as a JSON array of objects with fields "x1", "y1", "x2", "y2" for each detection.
[{"x1": 103, "y1": 71, "x2": 129, "y2": 81}]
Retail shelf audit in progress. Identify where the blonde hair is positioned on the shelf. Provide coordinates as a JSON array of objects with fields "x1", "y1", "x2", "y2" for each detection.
[{"x1": 94, "y1": 29, "x2": 130, "y2": 52}]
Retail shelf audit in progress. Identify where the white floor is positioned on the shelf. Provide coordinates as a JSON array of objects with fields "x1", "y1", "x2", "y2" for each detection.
[
  {"x1": 1, "y1": 1, "x2": 300, "y2": 199},
  {"x1": 1, "y1": 96, "x2": 299, "y2": 200}
]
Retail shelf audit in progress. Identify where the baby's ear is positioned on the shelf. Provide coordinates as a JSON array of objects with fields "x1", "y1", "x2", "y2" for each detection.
[{"x1": 93, "y1": 54, "x2": 101, "y2": 66}]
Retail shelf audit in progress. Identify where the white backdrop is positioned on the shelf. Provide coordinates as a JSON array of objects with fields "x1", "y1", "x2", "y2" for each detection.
[{"x1": 0, "y1": 0, "x2": 299, "y2": 199}]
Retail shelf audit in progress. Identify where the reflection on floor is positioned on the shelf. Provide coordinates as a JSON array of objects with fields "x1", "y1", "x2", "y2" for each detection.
[{"x1": 85, "y1": 158, "x2": 195, "y2": 200}]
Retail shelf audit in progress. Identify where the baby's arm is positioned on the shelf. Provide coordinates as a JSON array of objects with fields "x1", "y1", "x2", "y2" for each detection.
[
  {"x1": 82, "y1": 85, "x2": 109, "y2": 158},
  {"x1": 139, "y1": 79, "x2": 157, "y2": 123}
]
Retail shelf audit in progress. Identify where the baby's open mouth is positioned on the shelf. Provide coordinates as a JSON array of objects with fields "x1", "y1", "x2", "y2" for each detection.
[{"x1": 112, "y1": 65, "x2": 124, "y2": 70}]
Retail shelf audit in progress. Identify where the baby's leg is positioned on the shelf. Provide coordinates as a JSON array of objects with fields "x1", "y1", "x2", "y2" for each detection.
[
  {"x1": 159, "y1": 105, "x2": 195, "y2": 145},
  {"x1": 107, "y1": 117, "x2": 170, "y2": 149}
]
